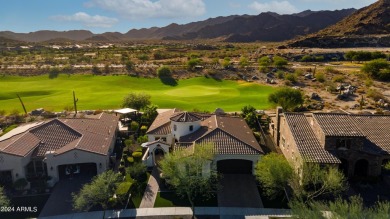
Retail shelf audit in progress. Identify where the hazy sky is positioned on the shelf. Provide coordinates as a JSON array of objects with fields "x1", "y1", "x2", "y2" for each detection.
[{"x1": 0, "y1": 0, "x2": 377, "y2": 33}]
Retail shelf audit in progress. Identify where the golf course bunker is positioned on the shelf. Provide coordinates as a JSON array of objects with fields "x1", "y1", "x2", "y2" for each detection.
[{"x1": 165, "y1": 85, "x2": 223, "y2": 97}]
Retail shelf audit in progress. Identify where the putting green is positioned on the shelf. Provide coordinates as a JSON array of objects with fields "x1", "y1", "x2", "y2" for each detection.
[{"x1": 0, "y1": 74, "x2": 275, "y2": 113}]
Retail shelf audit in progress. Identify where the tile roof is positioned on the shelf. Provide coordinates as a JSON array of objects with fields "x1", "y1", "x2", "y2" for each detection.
[
  {"x1": 350, "y1": 115, "x2": 390, "y2": 154},
  {"x1": 146, "y1": 108, "x2": 180, "y2": 135},
  {"x1": 0, "y1": 113, "x2": 119, "y2": 157},
  {"x1": 313, "y1": 113, "x2": 364, "y2": 137},
  {"x1": 284, "y1": 113, "x2": 341, "y2": 164},
  {"x1": 179, "y1": 115, "x2": 263, "y2": 155},
  {"x1": 30, "y1": 120, "x2": 81, "y2": 157},
  {"x1": 170, "y1": 112, "x2": 202, "y2": 122}
]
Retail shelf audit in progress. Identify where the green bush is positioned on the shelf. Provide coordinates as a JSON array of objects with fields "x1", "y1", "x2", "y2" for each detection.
[
  {"x1": 122, "y1": 154, "x2": 128, "y2": 160},
  {"x1": 130, "y1": 121, "x2": 139, "y2": 132},
  {"x1": 315, "y1": 72, "x2": 326, "y2": 83},
  {"x1": 157, "y1": 66, "x2": 172, "y2": 77},
  {"x1": 137, "y1": 135, "x2": 148, "y2": 144},
  {"x1": 127, "y1": 162, "x2": 147, "y2": 181},
  {"x1": 116, "y1": 182, "x2": 133, "y2": 198},
  {"x1": 140, "y1": 126, "x2": 148, "y2": 135},
  {"x1": 332, "y1": 75, "x2": 345, "y2": 83},
  {"x1": 127, "y1": 156, "x2": 134, "y2": 164},
  {"x1": 285, "y1": 73, "x2": 297, "y2": 83},
  {"x1": 367, "y1": 89, "x2": 385, "y2": 101},
  {"x1": 132, "y1": 152, "x2": 143, "y2": 162},
  {"x1": 124, "y1": 139, "x2": 133, "y2": 147}
]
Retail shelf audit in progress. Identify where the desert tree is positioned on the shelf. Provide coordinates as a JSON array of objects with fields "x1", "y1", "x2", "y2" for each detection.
[
  {"x1": 122, "y1": 92, "x2": 151, "y2": 111},
  {"x1": 159, "y1": 143, "x2": 218, "y2": 218}
]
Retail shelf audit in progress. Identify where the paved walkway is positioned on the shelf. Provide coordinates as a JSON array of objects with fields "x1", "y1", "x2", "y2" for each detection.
[
  {"x1": 139, "y1": 167, "x2": 160, "y2": 208},
  {"x1": 218, "y1": 174, "x2": 263, "y2": 208},
  {"x1": 39, "y1": 207, "x2": 292, "y2": 219}
]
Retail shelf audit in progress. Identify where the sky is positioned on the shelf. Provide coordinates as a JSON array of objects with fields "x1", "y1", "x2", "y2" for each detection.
[{"x1": 0, "y1": 0, "x2": 377, "y2": 34}]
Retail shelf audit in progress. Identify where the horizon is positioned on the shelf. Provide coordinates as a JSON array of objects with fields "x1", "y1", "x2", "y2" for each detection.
[{"x1": 0, "y1": 0, "x2": 376, "y2": 34}]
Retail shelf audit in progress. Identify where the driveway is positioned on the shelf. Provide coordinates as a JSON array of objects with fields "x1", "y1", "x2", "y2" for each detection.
[
  {"x1": 218, "y1": 174, "x2": 263, "y2": 208},
  {"x1": 39, "y1": 175, "x2": 93, "y2": 217}
]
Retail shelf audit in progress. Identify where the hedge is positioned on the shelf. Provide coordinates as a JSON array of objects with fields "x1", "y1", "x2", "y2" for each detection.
[{"x1": 132, "y1": 152, "x2": 143, "y2": 162}]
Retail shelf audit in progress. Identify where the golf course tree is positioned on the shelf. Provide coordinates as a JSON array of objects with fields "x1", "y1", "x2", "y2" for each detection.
[
  {"x1": 241, "y1": 105, "x2": 258, "y2": 129},
  {"x1": 156, "y1": 65, "x2": 172, "y2": 77},
  {"x1": 268, "y1": 87, "x2": 304, "y2": 112},
  {"x1": 122, "y1": 92, "x2": 151, "y2": 111},
  {"x1": 255, "y1": 153, "x2": 347, "y2": 203},
  {"x1": 255, "y1": 153, "x2": 293, "y2": 199},
  {"x1": 290, "y1": 196, "x2": 390, "y2": 219},
  {"x1": 0, "y1": 186, "x2": 10, "y2": 206},
  {"x1": 72, "y1": 170, "x2": 122, "y2": 213},
  {"x1": 159, "y1": 143, "x2": 219, "y2": 218}
]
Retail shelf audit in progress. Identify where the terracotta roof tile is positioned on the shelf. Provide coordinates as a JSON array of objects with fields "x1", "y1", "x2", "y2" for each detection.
[
  {"x1": 0, "y1": 113, "x2": 119, "y2": 157},
  {"x1": 179, "y1": 115, "x2": 263, "y2": 155},
  {"x1": 284, "y1": 113, "x2": 341, "y2": 164},
  {"x1": 147, "y1": 109, "x2": 180, "y2": 134},
  {"x1": 350, "y1": 115, "x2": 390, "y2": 154},
  {"x1": 313, "y1": 113, "x2": 364, "y2": 137}
]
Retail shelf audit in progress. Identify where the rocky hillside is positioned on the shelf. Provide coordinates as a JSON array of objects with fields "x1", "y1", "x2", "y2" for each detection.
[
  {"x1": 167, "y1": 9, "x2": 356, "y2": 42},
  {"x1": 289, "y1": 0, "x2": 390, "y2": 47}
]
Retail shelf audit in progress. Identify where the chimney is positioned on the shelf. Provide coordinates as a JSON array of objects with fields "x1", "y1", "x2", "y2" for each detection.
[{"x1": 275, "y1": 107, "x2": 283, "y2": 146}]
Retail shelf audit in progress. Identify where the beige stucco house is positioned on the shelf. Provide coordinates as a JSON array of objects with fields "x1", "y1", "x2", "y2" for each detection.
[
  {"x1": 0, "y1": 113, "x2": 118, "y2": 186},
  {"x1": 143, "y1": 109, "x2": 264, "y2": 174}
]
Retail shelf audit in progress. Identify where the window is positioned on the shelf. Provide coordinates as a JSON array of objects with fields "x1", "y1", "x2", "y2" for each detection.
[
  {"x1": 173, "y1": 124, "x2": 177, "y2": 131},
  {"x1": 162, "y1": 137, "x2": 167, "y2": 142},
  {"x1": 189, "y1": 125, "x2": 193, "y2": 132},
  {"x1": 336, "y1": 139, "x2": 352, "y2": 149}
]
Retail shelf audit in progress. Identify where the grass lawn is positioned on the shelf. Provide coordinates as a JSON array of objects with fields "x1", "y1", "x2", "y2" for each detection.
[
  {"x1": 0, "y1": 74, "x2": 275, "y2": 113},
  {"x1": 154, "y1": 192, "x2": 218, "y2": 207}
]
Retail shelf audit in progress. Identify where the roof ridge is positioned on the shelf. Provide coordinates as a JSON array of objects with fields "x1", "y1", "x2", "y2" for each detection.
[
  {"x1": 198, "y1": 128, "x2": 262, "y2": 154},
  {"x1": 36, "y1": 119, "x2": 83, "y2": 137}
]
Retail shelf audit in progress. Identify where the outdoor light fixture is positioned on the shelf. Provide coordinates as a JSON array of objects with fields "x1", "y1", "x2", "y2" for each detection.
[
  {"x1": 99, "y1": 163, "x2": 102, "y2": 169},
  {"x1": 15, "y1": 173, "x2": 18, "y2": 178},
  {"x1": 50, "y1": 166, "x2": 53, "y2": 171}
]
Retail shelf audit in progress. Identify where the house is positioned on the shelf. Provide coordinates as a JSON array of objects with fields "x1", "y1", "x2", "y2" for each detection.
[
  {"x1": 0, "y1": 113, "x2": 119, "y2": 187},
  {"x1": 143, "y1": 109, "x2": 263, "y2": 174},
  {"x1": 269, "y1": 107, "x2": 390, "y2": 177}
]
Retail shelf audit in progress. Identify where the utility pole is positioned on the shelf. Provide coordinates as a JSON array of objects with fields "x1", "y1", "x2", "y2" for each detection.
[
  {"x1": 16, "y1": 94, "x2": 27, "y2": 115},
  {"x1": 73, "y1": 91, "x2": 78, "y2": 117}
]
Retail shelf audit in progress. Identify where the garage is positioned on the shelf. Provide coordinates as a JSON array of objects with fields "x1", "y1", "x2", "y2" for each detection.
[
  {"x1": 217, "y1": 159, "x2": 253, "y2": 174},
  {"x1": 58, "y1": 163, "x2": 97, "y2": 180}
]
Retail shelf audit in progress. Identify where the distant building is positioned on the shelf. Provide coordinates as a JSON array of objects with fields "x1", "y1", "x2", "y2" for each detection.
[
  {"x1": 0, "y1": 113, "x2": 118, "y2": 187},
  {"x1": 269, "y1": 107, "x2": 390, "y2": 178},
  {"x1": 143, "y1": 109, "x2": 263, "y2": 174}
]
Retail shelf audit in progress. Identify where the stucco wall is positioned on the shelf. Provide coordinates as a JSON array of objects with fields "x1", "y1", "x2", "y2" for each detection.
[
  {"x1": 0, "y1": 152, "x2": 31, "y2": 182},
  {"x1": 171, "y1": 120, "x2": 201, "y2": 140}
]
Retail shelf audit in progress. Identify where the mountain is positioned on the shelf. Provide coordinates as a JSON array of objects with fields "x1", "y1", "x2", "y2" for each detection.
[
  {"x1": 289, "y1": 0, "x2": 390, "y2": 47},
  {"x1": 164, "y1": 9, "x2": 356, "y2": 42},
  {"x1": 0, "y1": 30, "x2": 94, "y2": 42},
  {"x1": 124, "y1": 15, "x2": 242, "y2": 39},
  {"x1": 0, "y1": 9, "x2": 356, "y2": 43}
]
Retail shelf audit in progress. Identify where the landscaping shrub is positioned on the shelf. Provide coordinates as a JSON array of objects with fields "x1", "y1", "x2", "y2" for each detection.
[
  {"x1": 130, "y1": 121, "x2": 139, "y2": 132},
  {"x1": 140, "y1": 126, "x2": 148, "y2": 135},
  {"x1": 116, "y1": 182, "x2": 133, "y2": 200},
  {"x1": 132, "y1": 152, "x2": 143, "y2": 162},
  {"x1": 127, "y1": 162, "x2": 147, "y2": 181},
  {"x1": 119, "y1": 165, "x2": 126, "y2": 175},
  {"x1": 285, "y1": 73, "x2": 297, "y2": 83},
  {"x1": 127, "y1": 156, "x2": 134, "y2": 165},
  {"x1": 137, "y1": 135, "x2": 148, "y2": 144}
]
